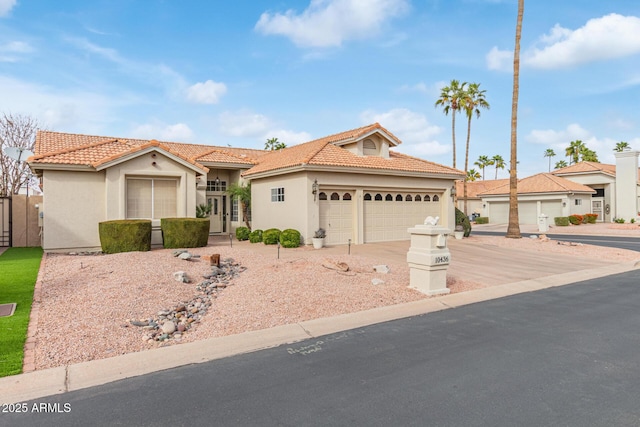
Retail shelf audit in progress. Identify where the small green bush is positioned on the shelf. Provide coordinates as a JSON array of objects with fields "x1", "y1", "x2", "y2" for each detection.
[
  {"x1": 99, "y1": 220, "x2": 152, "y2": 254},
  {"x1": 632, "y1": 218, "x2": 636, "y2": 224},
  {"x1": 161, "y1": 218, "x2": 209, "y2": 248},
  {"x1": 249, "y1": 229, "x2": 263, "y2": 243},
  {"x1": 263, "y1": 228, "x2": 281, "y2": 245},
  {"x1": 235, "y1": 226, "x2": 250, "y2": 241},
  {"x1": 475, "y1": 216, "x2": 489, "y2": 224},
  {"x1": 584, "y1": 213, "x2": 598, "y2": 224},
  {"x1": 280, "y1": 229, "x2": 301, "y2": 248},
  {"x1": 455, "y1": 208, "x2": 472, "y2": 237},
  {"x1": 614, "y1": 217, "x2": 625, "y2": 224},
  {"x1": 554, "y1": 217, "x2": 569, "y2": 226},
  {"x1": 568, "y1": 214, "x2": 583, "y2": 225}
]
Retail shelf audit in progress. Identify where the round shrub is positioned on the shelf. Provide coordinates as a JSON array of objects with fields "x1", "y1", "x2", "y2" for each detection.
[
  {"x1": 262, "y1": 228, "x2": 281, "y2": 245},
  {"x1": 455, "y1": 208, "x2": 472, "y2": 237},
  {"x1": 161, "y1": 218, "x2": 210, "y2": 248},
  {"x1": 235, "y1": 226, "x2": 250, "y2": 241},
  {"x1": 554, "y1": 217, "x2": 569, "y2": 226},
  {"x1": 568, "y1": 214, "x2": 583, "y2": 225},
  {"x1": 280, "y1": 229, "x2": 301, "y2": 248},
  {"x1": 475, "y1": 216, "x2": 489, "y2": 224},
  {"x1": 249, "y1": 229, "x2": 263, "y2": 243}
]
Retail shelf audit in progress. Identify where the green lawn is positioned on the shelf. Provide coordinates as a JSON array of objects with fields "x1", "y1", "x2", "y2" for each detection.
[{"x1": 0, "y1": 247, "x2": 43, "y2": 377}]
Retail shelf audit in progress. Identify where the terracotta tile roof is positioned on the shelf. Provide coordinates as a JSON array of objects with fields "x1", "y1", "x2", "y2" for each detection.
[
  {"x1": 552, "y1": 161, "x2": 617, "y2": 177},
  {"x1": 455, "y1": 179, "x2": 509, "y2": 198},
  {"x1": 479, "y1": 173, "x2": 595, "y2": 196},
  {"x1": 242, "y1": 123, "x2": 463, "y2": 177}
]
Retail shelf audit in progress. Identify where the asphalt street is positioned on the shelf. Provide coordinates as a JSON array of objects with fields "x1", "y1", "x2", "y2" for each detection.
[
  {"x1": 473, "y1": 230, "x2": 640, "y2": 252},
  {"x1": 3, "y1": 269, "x2": 640, "y2": 426}
]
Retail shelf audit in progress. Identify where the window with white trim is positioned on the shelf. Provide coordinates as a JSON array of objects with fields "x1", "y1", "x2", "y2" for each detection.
[
  {"x1": 231, "y1": 197, "x2": 239, "y2": 222},
  {"x1": 271, "y1": 187, "x2": 285, "y2": 202},
  {"x1": 575, "y1": 199, "x2": 582, "y2": 206},
  {"x1": 206, "y1": 180, "x2": 227, "y2": 192},
  {"x1": 126, "y1": 178, "x2": 177, "y2": 219}
]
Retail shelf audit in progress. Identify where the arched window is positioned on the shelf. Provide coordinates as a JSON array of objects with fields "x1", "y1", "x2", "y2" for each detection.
[
  {"x1": 433, "y1": 195, "x2": 440, "y2": 202},
  {"x1": 415, "y1": 195, "x2": 422, "y2": 201},
  {"x1": 330, "y1": 192, "x2": 340, "y2": 200},
  {"x1": 363, "y1": 138, "x2": 377, "y2": 155},
  {"x1": 342, "y1": 193, "x2": 352, "y2": 200},
  {"x1": 395, "y1": 194, "x2": 403, "y2": 201},
  {"x1": 364, "y1": 193, "x2": 372, "y2": 201},
  {"x1": 319, "y1": 192, "x2": 327, "y2": 200},
  {"x1": 385, "y1": 194, "x2": 393, "y2": 201},
  {"x1": 406, "y1": 195, "x2": 413, "y2": 201},
  {"x1": 375, "y1": 194, "x2": 383, "y2": 201},
  {"x1": 424, "y1": 195, "x2": 431, "y2": 202}
]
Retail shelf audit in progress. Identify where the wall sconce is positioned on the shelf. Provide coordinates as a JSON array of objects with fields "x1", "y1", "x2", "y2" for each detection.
[
  {"x1": 312, "y1": 179, "x2": 319, "y2": 201},
  {"x1": 562, "y1": 201, "x2": 567, "y2": 207},
  {"x1": 214, "y1": 169, "x2": 220, "y2": 185},
  {"x1": 482, "y1": 203, "x2": 486, "y2": 209},
  {"x1": 450, "y1": 185, "x2": 456, "y2": 197}
]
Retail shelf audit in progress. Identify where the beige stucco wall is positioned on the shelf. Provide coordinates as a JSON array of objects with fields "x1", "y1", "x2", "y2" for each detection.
[
  {"x1": 556, "y1": 173, "x2": 615, "y2": 222},
  {"x1": 614, "y1": 151, "x2": 639, "y2": 221},
  {"x1": 42, "y1": 170, "x2": 106, "y2": 251}
]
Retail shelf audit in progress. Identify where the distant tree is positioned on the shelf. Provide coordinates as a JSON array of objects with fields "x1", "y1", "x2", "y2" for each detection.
[
  {"x1": 492, "y1": 154, "x2": 505, "y2": 179},
  {"x1": 614, "y1": 141, "x2": 630, "y2": 152},
  {"x1": 474, "y1": 155, "x2": 492, "y2": 180},
  {"x1": 0, "y1": 112, "x2": 40, "y2": 197},
  {"x1": 264, "y1": 137, "x2": 286, "y2": 151},
  {"x1": 580, "y1": 147, "x2": 598, "y2": 162},
  {"x1": 554, "y1": 160, "x2": 568, "y2": 169},
  {"x1": 506, "y1": 0, "x2": 524, "y2": 239},
  {"x1": 544, "y1": 149, "x2": 555, "y2": 172},
  {"x1": 461, "y1": 82, "x2": 490, "y2": 213},
  {"x1": 565, "y1": 140, "x2": 585, "y2": 165},
  {"x1": 227, "y1": 182, "x2": 251, "y2": 230},
  {"x1": 435, "y1": 79, "x2": 466, "y2": 168},
  {"x1": 466, "y1": 169, "x2": 481, "y2": 182}
]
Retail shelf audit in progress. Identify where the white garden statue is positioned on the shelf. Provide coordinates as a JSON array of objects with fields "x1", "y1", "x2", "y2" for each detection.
[{"x1": 424, "y1": 216, "x2": 439, "y2": 226}]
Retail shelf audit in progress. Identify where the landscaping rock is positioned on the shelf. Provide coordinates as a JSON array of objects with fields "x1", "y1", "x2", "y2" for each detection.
[
  {"x1": 371, "y1": 278, "x2": 385, "y2": 286},
  {"x1": 161, "y1": 321, "x2": 176, "y2": 334},
  {"x1": 173, "y1": 271, "x2": 189, "y2": 283},
  {"x1": 178, "y1": 252, "x2": 193, "y2": 261},
  {"x1": 172, "y1": 249, "x2": 188, "y2": 257},
  {"x1": 373, "y1": 265, "x2": 390, "y2": 274},
  {"x1": 322, "y1": 260, "x2": 349, "y2": 272}
]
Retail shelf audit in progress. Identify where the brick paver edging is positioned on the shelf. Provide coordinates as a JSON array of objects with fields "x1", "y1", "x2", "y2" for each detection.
[{"x1": 22, "y1": 252, "x2": 48, "y2": 373}]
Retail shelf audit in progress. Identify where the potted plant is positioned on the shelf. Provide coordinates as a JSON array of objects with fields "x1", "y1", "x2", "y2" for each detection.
[
  {"x1": 454, "y1": 224, "x2": 464, "y2": 240},
  {"x1": 312, "y1": 228, "x2": 326, "y2": 249}
]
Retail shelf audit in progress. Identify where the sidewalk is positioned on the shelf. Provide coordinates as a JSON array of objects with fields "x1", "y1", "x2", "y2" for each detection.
[{"x1": 2, "y1": 230, "x2": 639, "y2": 404}]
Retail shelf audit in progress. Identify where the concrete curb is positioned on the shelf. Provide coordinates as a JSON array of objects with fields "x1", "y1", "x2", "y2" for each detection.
[{"x1": 2, "y1": 260, "x2": 638, "y2": 404}]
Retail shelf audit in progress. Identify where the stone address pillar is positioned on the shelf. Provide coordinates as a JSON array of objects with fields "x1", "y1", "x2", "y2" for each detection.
[{"x1": 406, "y1": 224, "x2": 451, "y2": 296}]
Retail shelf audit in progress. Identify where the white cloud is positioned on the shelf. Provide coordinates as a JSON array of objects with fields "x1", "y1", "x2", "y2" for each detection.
[
  {"x1": 525, "y1": 14, "x2": 640, "y2": 69},
  {"x1": 526, "y1": 123, "x2": 591, "y2": 146},
  {"x1": 486, "y1": 46, "x2": 512, "y2": 71},
  {"x1": 0, "y1": 41, "x2": 33, "y2": 62},
  {"x1": 265, "y1": 129, "x2": 312, "y2": 146},
  {"x1": 186, "y1": 80, "x2": 227, "y2": 104},
  {"x1": 398, "y1": 82, "x2": 439, "y2": 96},
  {"x1": 360, "y1": 108, "x2": 447, "y2": 155},
  {"x1": 255, "y1": 0, "x2": 409, "y2": 48},
  {"x1": 0, "y1": 0, "x2": 16, "y2": 17},
  {"x1": 217, "y1": 110, "x2": 271, "y2": 137},
  {"x1": 130, "y1": 121, "x2": 194, "y2": 142}
]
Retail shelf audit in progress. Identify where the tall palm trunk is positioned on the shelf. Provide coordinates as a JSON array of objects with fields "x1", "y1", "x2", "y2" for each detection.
[
  {"x1": 451, "y1": 110, "x2": 457, "y2": 169},
  {"x1": 506, "y1": 0, "x2": 524, "y2": 239},
  {"x1": 463, "y1": 114, "x2": 472, "y2": 215}
]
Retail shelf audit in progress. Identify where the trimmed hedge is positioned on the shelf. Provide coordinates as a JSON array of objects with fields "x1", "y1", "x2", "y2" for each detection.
[
  {"x1": 249, "y1": 229, "x2": 263, "y2": 243},
  {"x1": 475, "y1": 216, "x2": 489, "y2": 224},
  {"x1": 161, "y1": 218, "x2": 210, "y2": 248},
  {"x1": 554, "y1": 217, "x2": 569, "y2": 226},
  {"x1": 262, "y1": 228, "x2": 281, "y2": 245},
  {"x1": 99, "y1": 220, "x2": 152, "y2": 254},
  {"x1": 280, "y1": 229, "x2": 301, "y2": 248},
  {"x1": 584, "y1": 213, "x2": 598, "y2": 224},
  {"x1": 568, "y1": 214, "x2": 583, "y2": 225},
  {"x1": 455, "y1": 208, "x2": 472, "y2": 237},
  {"x1": 235, "y1": 226, "x2": 250, "y2": 241}
]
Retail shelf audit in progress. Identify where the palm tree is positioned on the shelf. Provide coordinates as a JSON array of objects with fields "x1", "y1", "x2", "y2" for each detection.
[
  {"x1": 554, "y1": 160, "x2": 568, "y2": 169},
  {"x1": 544, "y1": 149, "x2": 555, "y2": 172},
  {"x1": 506, "y1": 0, "x2": 524, "y2": 239},
  {"x1": 466, "y1": 169, "x2": 481, "y2": 182},
  {"x1": 614, "y1": 141, "x2": 630, "y2": 152},
  {"x1": 492, "y1": 154, "x2": 505, "y2": 179},
  {"x1": 227, "y1": 182, "x2": 252, "y2": 230},
  {"x1": 462, "y1": 82, "x2": 490, "y2": 213},
  {"x1": 474, "y1": 155, "x2": 492, "y2": 180},
  {"x1": 565, "y1": 140, "x2": 585, "y2": 165},
  {"x1": 264, "y1": 137, "x2": 286, "y2": 151},
  {"x1": 435, "y1": 79, "x2": 466, "y2": 168},
  {"x1": 580, "y1": 147, "x2": 598, "y2": 162}
]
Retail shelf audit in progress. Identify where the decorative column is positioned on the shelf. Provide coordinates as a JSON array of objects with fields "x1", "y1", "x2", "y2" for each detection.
[{"x1": 406, "y1": 221, "x2": 451, "y2": 296}]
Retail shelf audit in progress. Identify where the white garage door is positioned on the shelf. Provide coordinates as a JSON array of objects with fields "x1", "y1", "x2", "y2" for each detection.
[
  {"x1": 518, "y1": 202, "x2": 538, "y2": 224},
  {"x1": 540, "y1": 200, "x2": 562, "y2": 222},
  {"x1": 364, "y1": 192, "x2": 442, "y2": 243},
  {"x1": 488, "y1": 201, "x2": 538, "y2": 224},
  {"x1": 319, "y1": 191, "x2": 354, "y2": 245}
]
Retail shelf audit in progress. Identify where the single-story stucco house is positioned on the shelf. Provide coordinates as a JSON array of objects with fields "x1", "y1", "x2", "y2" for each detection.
[
  {"x1": 28, "y1": 123, "x2": 465, "y2": 251},
  {"x1": 455, "y1": 151, "x2": 640, "y2": 225}
]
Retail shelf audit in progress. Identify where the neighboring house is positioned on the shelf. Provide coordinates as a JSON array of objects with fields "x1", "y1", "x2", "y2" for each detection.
[
  {"x1": 477, "y1": 173, "x2": 595, "y2": 224},
  {"x1": 455, "y1": 179, "x2": 509, "y2": 215},
  {"x1": 28, "y1": 123, "x2": 464, "y2": 251}
]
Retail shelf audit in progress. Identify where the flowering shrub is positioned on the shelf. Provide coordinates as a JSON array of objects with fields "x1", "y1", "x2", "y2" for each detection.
[
  {"x1": 584, "y1": 213, "x2": 598, "y2": 224},
  {"x1": 568, "y1": 214, "x2": 583, "y2": 225}
]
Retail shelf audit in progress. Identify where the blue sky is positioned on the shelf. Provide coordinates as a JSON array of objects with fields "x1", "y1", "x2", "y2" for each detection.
[{"x1": 1, "y1": 0, "x2": 640, "y2": 178}]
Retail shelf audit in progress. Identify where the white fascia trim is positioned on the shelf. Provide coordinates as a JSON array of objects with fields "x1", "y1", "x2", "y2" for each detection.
[
  {"x1": 243, "y1": 164, "x2": 463, "y2": 181},
  {"x1": 95, "y1": 147, "x2": 208, "y2": 175}
]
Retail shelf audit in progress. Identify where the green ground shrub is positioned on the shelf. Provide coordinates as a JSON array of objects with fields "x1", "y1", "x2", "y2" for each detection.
[
  {"x1": 262, "y1": 228, "x2": 281, "y2": 245},
  {"x1": 161, "y1": 218, "x2": 209, "y2": 248},
  {"x1": 455, "y1": 208, "x2": 472, "y2": 237},
  {"x1": 614, "y1": 217, "x2": 625, "y2": 224},
  {"x1": 249, "y1": 229, "x2": 263, "y2": 243},
  {"x1": 584, "y1": 213, "x2": 598, "y2": 224},
  {"x1": 568, "y1": 214, "x2": 583, "y2": 225},
  {"x1": 475, "y1": 217, "x2": 489, "y2": 224},
  {"x1": 280, "y1": 229, "x2": 301, "y2": 248},
  {"x1": 235, "y1": 226, "x2": 250, "y2": 241},
  {"x1": 99, "y1": 220, "x2": 152, "y2": 254},
  {"x1": 554, "y1": 217, "x2": 569, "y2": 226}
]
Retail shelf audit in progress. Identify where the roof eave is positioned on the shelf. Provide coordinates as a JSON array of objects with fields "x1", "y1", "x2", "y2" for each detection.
[
  {"x1": 95, "y1": 146, "x2": 209, "y2": 175},
  {"x1": 243, "y1": 164, "x2": 464, "y2": 180}
]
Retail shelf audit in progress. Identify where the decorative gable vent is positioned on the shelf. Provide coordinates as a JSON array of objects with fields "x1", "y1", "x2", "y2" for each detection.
[{"x1": 363, "y1": 138, "x2": 377, "y2": 156}]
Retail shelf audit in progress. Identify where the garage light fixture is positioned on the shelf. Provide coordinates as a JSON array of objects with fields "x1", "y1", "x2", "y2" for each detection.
[
  {"x1": 312, "y1": 179, "x2": 319, "y2": 201},
  {"x1": 450, "y1": 185, "x2": 456, "y2": 197}
]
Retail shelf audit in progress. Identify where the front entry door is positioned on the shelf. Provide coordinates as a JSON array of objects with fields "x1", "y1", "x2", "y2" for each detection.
[
  {"x1": 591, "y1": 198, "x2": 604, "y2": 222},
  {"x1": 208, "y1": 196, "x2": 223, "y2": 233}
]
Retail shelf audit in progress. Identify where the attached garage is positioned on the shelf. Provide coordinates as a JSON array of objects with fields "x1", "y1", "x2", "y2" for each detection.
[
  {"x1": 363, "y1": 192, "x2": 442, "y2": 243},
  {"x1": 540, "y1": 200, "x2": 563, "y2": 220},
  {"x1": 486, "y1": 201, "x2": 537, "y2": 224},
  {"x1": 319, "y1": 191, "x2": 354, "y2": 245}
]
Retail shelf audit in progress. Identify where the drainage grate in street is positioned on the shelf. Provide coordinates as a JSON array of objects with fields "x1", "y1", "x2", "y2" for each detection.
[{"x1": 0, "y1": 303, "x2": 17, "y2": 317}]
